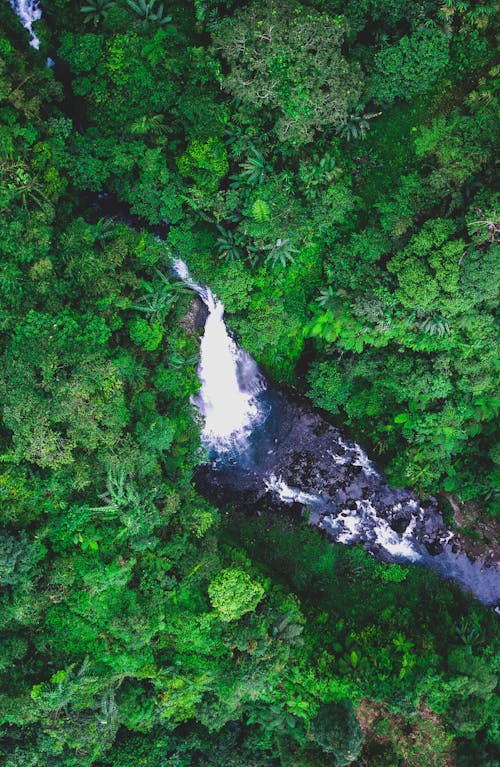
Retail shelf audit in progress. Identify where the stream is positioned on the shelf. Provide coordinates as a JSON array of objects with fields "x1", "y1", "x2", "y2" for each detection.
[
  {"x1": 7, "y1": 0, "x2": 499, "y2": 609},
  {"x1": 8, "y1": 0, "x2": 41, "y2": 48},
  {"x1": 174, "y1": 262, "x2": 500, "y2": 608}
]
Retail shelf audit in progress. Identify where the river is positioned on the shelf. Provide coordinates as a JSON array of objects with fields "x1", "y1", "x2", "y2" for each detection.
[{"x1": 174, "y1": 261, "x2": 499, "y2": 608}]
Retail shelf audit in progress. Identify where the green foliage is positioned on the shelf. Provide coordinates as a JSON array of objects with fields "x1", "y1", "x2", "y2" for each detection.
[
  {"x1": 368, "y1": 22, "x2": 450, "y2": 105},
  {"x1": 1, "y1": 3, "x2": 499, "y2": 766},
  {"x1": 178, "y1": 137, "x2": 229, "y2": 193},
  {"x1": 208, "y1": 568, "x2": 265, "y2": 622},
  {"x1": 129, "y1": 317, "x2": 163, "y2": 350},
  {"x1": 81, "y1": 0, "x2": 116, "y2": 27},
  {"x1": 212, "y1": 0, "x2": 363, "y2": 146},
  {"x1": 336, "y1": 104, "x2": 380, "y2": 142},
  {"x1": 126, "y1": 0, "x2": 172, "y2": 25},
  {"x1": 307, "y1": 361, "x2": 352, "y2": 415},
  {"x1": 262, "y1": 237, "x2": 298, "y2": 268},
  {"x1": 0, "y1": 531, "x2": 46, "y2": 588},
  {"x1": 239, "y1": 147, "x2": 269, "y2": 187},
  {"x1": 251, "y1": 198, "x2": 271, "y2": 223},
  {"x1": 311, "y1": 701, "x2": 365, "y2": 765},
  {"x1": 216, "y1": 225, "x2": 245, "y2": 261}
]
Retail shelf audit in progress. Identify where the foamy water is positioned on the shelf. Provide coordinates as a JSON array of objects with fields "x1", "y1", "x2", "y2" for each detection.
[
  {"x1": 265, "y1": 474, "x2": 321, "y2": 506},
  {"x1": 9, "y1": 0, "x2": 41, "y2": 48},
  {"x1": 172, "y1": 259, "x2": 265, "y2": 453}
]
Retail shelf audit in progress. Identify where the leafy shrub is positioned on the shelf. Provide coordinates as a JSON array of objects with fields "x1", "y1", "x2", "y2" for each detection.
[
  {"x1": 311, "y1": 701, "x2": 365, "y2": 765},
  {"x1": 208, "y1": 568, "x2": 265, "y2": 622},
  {"x1": 368, "y1": 22, "x2": 450, "y2": 105}
]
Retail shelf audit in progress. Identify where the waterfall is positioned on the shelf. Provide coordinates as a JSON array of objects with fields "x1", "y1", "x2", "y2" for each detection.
[
  {"x1": 176, "y1": 258, "x2": 499, "y2": 606},
  {"x1": 172, "y1": 260, "x2": 265, "y2": 455},
  {"x1": 9, "y1": 0, "x2": 42, "y2": 49}
]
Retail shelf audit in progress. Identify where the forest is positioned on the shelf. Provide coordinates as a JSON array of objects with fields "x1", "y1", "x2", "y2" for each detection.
[{"x1": 0, "y1": 0, "x2": 499, "y2": 765}]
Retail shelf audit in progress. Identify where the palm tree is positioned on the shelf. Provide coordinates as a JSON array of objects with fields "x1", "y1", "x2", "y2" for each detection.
[
  {"x1": 130, "y1": 114, "x2": 166, "y2": 136},
  {"x1": 216, "y1": 225, "x2": 244, "y2": 261},
  {"x1": 418, "y1": 313, "x2": 450, "y2": 337},
  {"x1": 92, "y1": 217, "x2": 116, "y2": 248},
  {"x1": 126, "y1": 0, "x2": 172, "y2": 24},
  {"x1": 240, "y1": 147, "x2": 269, "y2": 186},
  {"x1": 336, "y1": 104, "x2": 381, "y2": 142},
  {"x1": 131, "y1": 269, "x2": 187, "y2": 322},
  {"x1": 262, "y1": 237, "x2": 297, "y2": 268},
  {"x1": 80, "y1": 0, "x2": 116, "y2": 27}
]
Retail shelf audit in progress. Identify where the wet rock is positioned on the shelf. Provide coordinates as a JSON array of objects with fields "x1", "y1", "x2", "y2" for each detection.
[
  {"x1": 196, "y1": 388, "x2": 500, "y2": 607},
  {"x1": 179, "y1": 296, "x2": 208, "y2": 335},
  {"x1": 389, "y1": 514, "x2": 410, "y2": 535},
  {"x1": 424, "y1": 540, "x2": 444, "y2": 556}
]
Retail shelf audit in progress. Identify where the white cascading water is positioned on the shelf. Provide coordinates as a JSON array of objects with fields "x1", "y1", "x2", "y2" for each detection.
[
  {"x1": 265, "y1": 475, "x2": 321, "y2": 507},
  {"x1": 325, "y1": 499, "x2": 421, "y2": 561},
  {"x1": 174, "y1": 259, "x2": 499, "y2": 604},
  {"x1": 9, "y1": 0, "x2": 41, "y2": 48},
  {"x1": 172, "y1": 260, "x2": 265, "y2": 453},
  {"x1": 174, "y1": 258, "x2": 421, "y2": 561},
  {"x1": 265, "y1": 475, "x2": 421, "y2": 562}
]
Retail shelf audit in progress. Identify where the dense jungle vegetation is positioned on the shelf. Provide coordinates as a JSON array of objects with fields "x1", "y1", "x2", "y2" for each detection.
[{"x1": 0, "y1": 0, "x2": 499, "y2": 765}]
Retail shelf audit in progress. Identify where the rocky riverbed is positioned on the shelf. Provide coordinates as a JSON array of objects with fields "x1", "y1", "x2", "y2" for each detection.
[{"x1": 195, "y1": 384, "x2": 499, "y2": 607}]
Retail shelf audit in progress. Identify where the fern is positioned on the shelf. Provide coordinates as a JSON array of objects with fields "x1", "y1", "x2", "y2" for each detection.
[{"x1": 251, "y1": 198, "x2": 271, "y2": 222}]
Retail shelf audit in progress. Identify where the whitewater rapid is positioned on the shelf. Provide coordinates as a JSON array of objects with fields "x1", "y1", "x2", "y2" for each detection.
[{"x1": 9, "y1": 0, "x2": 41, "y2": 48}]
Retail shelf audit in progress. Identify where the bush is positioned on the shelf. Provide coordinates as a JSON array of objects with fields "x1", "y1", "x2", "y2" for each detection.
[
  {"x1": 311, "y1": 701, "x2": 365, "y2": 765},
  {"x1": 368, "y1": 23, "x2": 450, "y2": 105},
  {"x1": 208, "y1": 568, "x2": 265, "y2": 622}
]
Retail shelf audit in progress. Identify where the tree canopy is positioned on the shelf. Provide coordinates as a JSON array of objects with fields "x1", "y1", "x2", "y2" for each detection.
[{"x1": 0, "y1": 1, "x2": 498, "y2": 765}]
